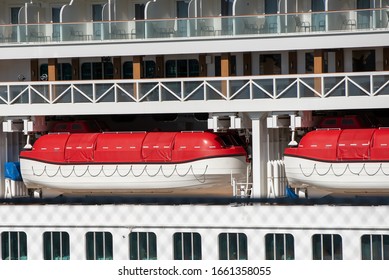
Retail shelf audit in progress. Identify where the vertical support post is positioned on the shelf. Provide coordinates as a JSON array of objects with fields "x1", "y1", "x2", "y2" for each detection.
[{"x1": 249, "y1": 112, "x2": 266, "y2": 198}]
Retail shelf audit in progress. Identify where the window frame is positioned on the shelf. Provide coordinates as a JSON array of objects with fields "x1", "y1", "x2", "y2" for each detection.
[
  {"x1": 85, "y1": 231, "x2": 113, "y2": 260},
  {"x1": 43, "y1": 231, "x2": 70, "y2": 260},
  {"x1": 312, "y1": 234, "x2": 343, "y2": 260},
  {"x1": 129, "y1": 232, "x2": 157, "y2": 260},
  {"x1": 1, "y1": 231, "x2": 27, "y2": 260},
  {"x1": 218, "y1": 232, "x2": 248, "y2": 260},
  {"x1": 173, "y1": 232, "x2": 202, "y2": 260}
]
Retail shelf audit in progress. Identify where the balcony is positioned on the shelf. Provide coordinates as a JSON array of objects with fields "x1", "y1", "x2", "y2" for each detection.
[
  {"x1": 1, "y1": 71, "x2": 389, "y2": 117},
  {"x1": 0, "y1": 8, "x2": 387, "y2": 45}
]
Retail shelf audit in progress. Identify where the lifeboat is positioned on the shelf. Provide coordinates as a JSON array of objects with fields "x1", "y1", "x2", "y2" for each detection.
[
  {"x1": 19, "y1": 131, "x2": 248, "y2": 196},
  {"x1": 284, "y1": 128, "x2": 389, "y2": 196}
]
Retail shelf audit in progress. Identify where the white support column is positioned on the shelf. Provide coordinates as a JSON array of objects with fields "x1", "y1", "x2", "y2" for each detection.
[{"x1": 249, "y1": 112, "x2": 267, "y2": 198}]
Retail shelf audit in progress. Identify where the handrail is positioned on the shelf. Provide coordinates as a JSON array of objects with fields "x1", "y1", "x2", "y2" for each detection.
[{"x1": 0, "y1": 7, "x2": 385, "y2": 45}]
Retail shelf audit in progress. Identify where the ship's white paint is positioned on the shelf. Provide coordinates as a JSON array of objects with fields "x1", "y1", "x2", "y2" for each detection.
[{"x1": 0, "y1": 203, "x2": 388, "y2": 260}]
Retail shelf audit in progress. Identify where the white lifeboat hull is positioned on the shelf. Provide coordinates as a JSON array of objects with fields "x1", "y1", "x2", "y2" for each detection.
[
  {"x1": 284, "y1": 156, "x2": 389, "y2": 194},
  {"x1": 20, "y1": 156, "x2": 248, "y2": 195}
]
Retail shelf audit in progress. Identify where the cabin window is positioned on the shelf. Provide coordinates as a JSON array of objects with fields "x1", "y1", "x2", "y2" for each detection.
[
  {"x1": 173, "y1": 232, "x2": 202, "y2": 260},
  {"x1": 40, "y1": 63, "x2": 72, "y2": 81},
  {"x1": 166, "y1": 60, "x2": 199, "y2": 77},
  {"x1": 43, "y1": 231, "x2": 70, "y2": 260},
  {"x1": 122, "y1": 61, "x2": 157, "y2": 79},
  {"x1": 312, "y1": 234, "x2": 342, "y2": 260},
  {"x1": 361, "y1": 234, "x2": 389, "y2": 260},
  {"x1": 1, "y1": 231, "x2": 27, "y2": 260},
  {"x1": 129, "y1": 232, "x2": 157, "y2": 260},
  {"x1": 85, "y1": 232, "x2": 113, "y2": 260},
  {"x1": 265, "y1": 233, "x2": 295, "y2": 260},
  {"x1": 81, "y1": 62, "x2": 114, "y2": 80},
  {"x1": 260, "y1": 54, "x2": 281, "y2": 75},
  {"x1": 123, "y1": 61, "x2": 133, "y2": 79},
  {"x1": 352, "y1": 50, "x2": 375, "y2": 72},
  {"x1": 219, "y1": 233, "x2": 248, "y2": 260}
]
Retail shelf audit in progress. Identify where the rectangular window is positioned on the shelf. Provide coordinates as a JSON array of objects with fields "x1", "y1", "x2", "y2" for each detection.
[
  {"x1": 265, "y1": 233, "x2": 294, "y2": 260},
  {"x1": 43, "y1": 232, "x2": 70, "y2": 260},
  {"x1": 361, "y1": 234, "x2": 389, "y2": 260},
  {"x1": 86, "y1": 232, "x2": 113, "y2": 260},
  {"x1": 81, "y1": 62, "x2": 114, "y2": 80},
  {"x1": 219, "y1": 233, "x2": 247, "y2": 260},
  {"x1": 173, "y1": 232, "x2": 202, "y2": 260},
  {"x1": 312, "y1": 234, "x2": 342, "y2": 260},
  {"x1": 129, "y1": 232, "x2": 157, "y2": 260},
  {"x1": 260, "y1": 54, "x2": 281, "y2": 75},
  {"x1": 1, "y1": 231, "x2": 27, "y2": 260}
]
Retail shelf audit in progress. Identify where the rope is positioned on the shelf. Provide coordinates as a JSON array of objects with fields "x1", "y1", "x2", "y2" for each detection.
[
  {"x1": 31, "y1": 163, "x2": 209, "y2": 184},
  {"x1": 299, "y1": 162, "x2": 389, "y2": 178}
]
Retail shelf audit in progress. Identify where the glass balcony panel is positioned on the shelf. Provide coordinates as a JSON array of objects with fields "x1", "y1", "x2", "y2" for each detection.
[
  {"x1": 229, "y1": 80, "x2": 250, "y2": 99},
  {"x1": 252, "y1": 79, "x2": 273, "y2": 99},
  {"x1": 95, "y1": 84, "x2": 115, "y2": 102},
  {"x1": 9, "y1": 85, "x2": 29, "y2": 104},
  {"x1": 161, "y1": 82, "x2": 181, "y2": 101},
  {"x1": 117, "y1": 83, "x2": 135, "y2": 102},
  {"x1": 323, "y1": 76, "x2": 346, "y2": 97},
  {"x1": 73, "y1": 84, "x2": 93, "y2": 102},
  {"x1": 206, "y1": 81, "x2": 224, "y2": 100},
  {"x1": 138, "y1": 83, "x2": 159, "y2": 101},
  {"x1": 372, "y1": 75, "x2": 389, "y2": 96},
  {"x1": 276, "y1": 79, "x2": 298, "y2": 98},
  {"x1": 31, "y1": 85, "x2": 50, "y2": 103},
  {"x1": 299, "y1": 78, "x2": 322, "y2": 98},
  {"x1": 0, "y1": 8, "x2": 386, "y2": 45},
  {"x1": 0, "y1": 86, "x2": 8, "y2": 104},
  {"x1": 183, "y1": 81, "x2": 204, "y2": 100},
  {"x1": 347, "y1": 76, "x2": 371, "y2": 96}
]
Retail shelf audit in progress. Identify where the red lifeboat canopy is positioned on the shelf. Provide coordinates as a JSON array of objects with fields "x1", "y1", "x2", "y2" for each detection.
[
  {"x1": 20, "y1": 131, "x2": 247, "y2": 164},
  {"x1": 284, "y1": 128, "x2": 389, "y2": 162}
]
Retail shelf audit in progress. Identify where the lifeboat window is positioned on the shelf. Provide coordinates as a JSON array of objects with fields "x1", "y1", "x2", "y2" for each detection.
[
  {"x1": 218, "y1": 233, "x2": 247, "y2": 260},
  {"x1": 341, "y1": 118, "x2": 356, "y2": 127},
  {"x1": 312, "y1": 234, "x2": 342, "y2": 260},
  {"x1": 43, "y1": 232, "x2": 70, "y2": 260},
  {"x1": 1, "y1": 231, "x2": 27, "y2": 260},
  {"x1": 361, "y1": 234, "x2": 389, "y2": 260},
  {"x1": 129, "y1": 232, "x2": 157, "y2": 260},
  {"x1": 85, "y1": 232, "x2": 113, "y2": 260},
  {"x1": 265, "y1": 233, "x2": 294, "y2": 260},
  {"x1": 71, "y1": 123, "x2": 83, "y2": 131},
  {"x1": 54, "y1": 124, "x2": 68, "y2": 131},
  {"x1": 173, "y1": 232, "x2": 202, "y2": 260}
]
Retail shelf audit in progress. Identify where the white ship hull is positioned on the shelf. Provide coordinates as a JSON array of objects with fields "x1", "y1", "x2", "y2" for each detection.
[
  {"x1": 284, "y1": 156, "x2": 389, "y2": 194},
  {"x1": 20, "y1": 156, "x2": 248, "y2": 195}
]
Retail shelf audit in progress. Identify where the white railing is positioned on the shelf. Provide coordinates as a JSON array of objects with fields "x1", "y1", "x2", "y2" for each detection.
[
  {"x1": 0, "y1": 8, "x2": 387, "y2": 45},
  {"x1": 0, "y1": 72, "x2": 388, "y2": 106}
]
